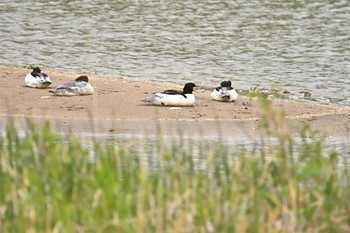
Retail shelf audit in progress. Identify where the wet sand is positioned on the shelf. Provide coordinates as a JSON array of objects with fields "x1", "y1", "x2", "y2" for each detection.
[{"x1": 1, "y1": 66, "x2": 349, "y2": 138}]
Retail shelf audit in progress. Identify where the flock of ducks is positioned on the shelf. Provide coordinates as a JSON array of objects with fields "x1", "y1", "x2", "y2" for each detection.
[
  {"x1": 25, "y1": 67, "x2": 94, "y2": 95},
  {"x1": 25, "y1": 67, "x2": 238, "y2": 106}
]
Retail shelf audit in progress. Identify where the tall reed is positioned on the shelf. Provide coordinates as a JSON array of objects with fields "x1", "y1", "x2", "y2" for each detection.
[{"x1": 0, "y1": 101, "x2": 349, "y2": 232}]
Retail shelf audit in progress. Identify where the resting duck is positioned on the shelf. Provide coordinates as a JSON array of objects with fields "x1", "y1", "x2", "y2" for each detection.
[
  {"x1": 211, "y1": 81, "x2": 238, "y2": 102},
  {"x1": 49, "y1": 75, "x2": 94, "y2": 96},
  {"x1": 25, "y1": 67, "x2": 52, "y2": 88},
  {"x1": 142, "y1": 82, "x2": 196, "y2": 106}
]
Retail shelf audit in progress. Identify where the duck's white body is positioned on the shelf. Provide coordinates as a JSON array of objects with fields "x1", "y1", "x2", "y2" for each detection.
[
  {"x1": 49, "y1": 76, "x2": 94, "y2": 96},
  {"x1": 144, "y1": 93, "x2": 196, "y2": 106},
  {"x1": 142, "y1": 83, "x2": 196, "y2": 106},
  {"x1": 211, "y1": 81, "x2": 238, "y2": 102},
  {"x1": 25, "y1": 67, "x2": 52, "y2": 88},
  {"x1": 211, "y1": 88, "x2": 238, "y2": 102}
]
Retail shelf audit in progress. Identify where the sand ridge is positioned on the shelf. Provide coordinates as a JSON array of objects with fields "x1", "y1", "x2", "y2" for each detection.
[{"x1": 1, "y1": 66, "x2": 349, "y2": 136}]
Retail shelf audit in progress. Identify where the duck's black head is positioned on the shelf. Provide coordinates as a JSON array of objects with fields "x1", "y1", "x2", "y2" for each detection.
[
  {"x1": 183, "y1": 82, "x2": 196, "y2": 94},
  {"x1": 75, "y1": 75, "x2": 89, "y2": 82},
  {"x1": 220, "y1": 81, "x2": 232, "y2": 88},
  {"x1": 32, "y1": 67, "x2": 41, "y2": 73}
]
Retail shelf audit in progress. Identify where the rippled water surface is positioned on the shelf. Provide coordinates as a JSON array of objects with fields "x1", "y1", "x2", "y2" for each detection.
[{"x1": 1, "y1": 0, "x2": 349, "y2": 105}]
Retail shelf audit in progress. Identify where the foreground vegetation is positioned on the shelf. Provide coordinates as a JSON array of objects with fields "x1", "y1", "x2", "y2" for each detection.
[{"x1": 0, "y1": 101, "x2": 349, "y2": 233}]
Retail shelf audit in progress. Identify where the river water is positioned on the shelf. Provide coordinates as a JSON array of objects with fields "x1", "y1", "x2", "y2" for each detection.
[{"x1": 0, "y1": 0, "x2": 349, "y2": 105}]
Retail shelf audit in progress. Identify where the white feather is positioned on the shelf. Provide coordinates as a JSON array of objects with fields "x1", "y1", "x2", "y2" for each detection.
[
  {"x1": 25, "y1": 68, "x2": 52, "y2": 88},
  {"x1": 211, "y1": 87, "x2": 238, "y2": 102}
]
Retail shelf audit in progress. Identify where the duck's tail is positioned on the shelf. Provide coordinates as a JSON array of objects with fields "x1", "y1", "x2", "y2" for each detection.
[{"x1": 141, "y1": 97, "x2": 152, "y2": 103}]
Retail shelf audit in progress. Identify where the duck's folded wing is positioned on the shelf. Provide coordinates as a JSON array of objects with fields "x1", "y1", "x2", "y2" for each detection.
[
  {"x1": 49, "y1": 81, "x2": 76, "y2": 93},
  {"x1": 59, "y1": 81, "x2": 76, "y2": 89},
  {"x1": 41, "y1": 73, "x2": 52, "y2": 83},
  {"x1": 162, "y1": 90, "x2": 187, "y2": 98},
  {"x1": 162, "y1": 90, "x2": 182, "y2": 95}
]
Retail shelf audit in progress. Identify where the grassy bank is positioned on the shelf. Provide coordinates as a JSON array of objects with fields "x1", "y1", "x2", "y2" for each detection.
[{"x1": 0, "y1": 101, "x2": 349, "y2": 233}]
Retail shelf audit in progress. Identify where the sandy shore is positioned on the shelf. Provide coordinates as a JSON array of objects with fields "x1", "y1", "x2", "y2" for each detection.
[{"x1": 1, "y1": 66, "x2": 349, "y2": 138}]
